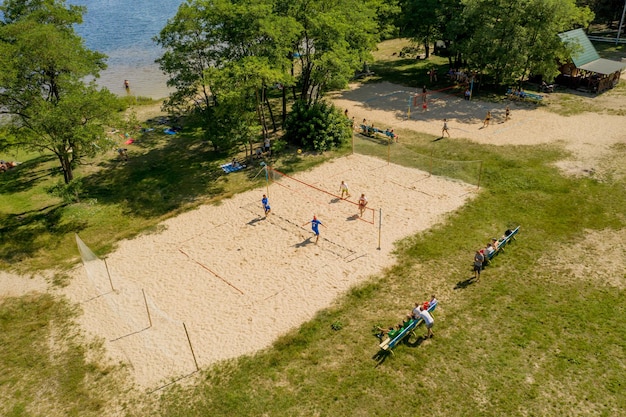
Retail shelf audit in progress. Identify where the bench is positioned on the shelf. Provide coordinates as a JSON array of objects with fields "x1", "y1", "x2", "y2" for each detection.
[
  {"x1": 360, "y1": 124, "x2": 398, "y2": 142},
  {"x1": 506, "y1": 89, "x2": 543, "y2": 102},
  {"x1": 379, "y1": 300, "x2": 438, "y2": 353},
  {"x1": 485, "y1": 226, "x2": 520, "y2": 263}
]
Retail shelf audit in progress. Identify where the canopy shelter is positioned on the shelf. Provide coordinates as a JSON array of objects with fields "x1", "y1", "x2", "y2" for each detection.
[{"x1": 558, "y1": 29, "x2": 626, "y2": 93}]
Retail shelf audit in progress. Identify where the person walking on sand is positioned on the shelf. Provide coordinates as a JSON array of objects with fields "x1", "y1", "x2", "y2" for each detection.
[
  {"x1": 505, "y1": 105, "x2": 510, "y2": 121},
  {"x1": 442, "y1": 119, "x2": 450, "y2": 138},
  {"x1": 483, "y1": 111, "x2": 491, "y2": 128},
  {"x1": 262, "y1": 194, "x2": 271, "y2": 216},
  {"x1": 358, "y1": 193, "x2": 368, "y2": 217},
  {"x1": 303, "y1": 215, "x2": 326, "y2": 244},
  {"x1": 339, "y1": 181, "x2": 350, "y2": 199}
]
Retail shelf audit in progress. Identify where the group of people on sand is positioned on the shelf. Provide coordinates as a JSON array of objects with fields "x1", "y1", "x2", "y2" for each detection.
[
  {"x1": 260, "y1": 180, "x2": 369, "y2": 245},
  {"x1": 376, "y1": 295, "x2": 437, "y2": 341},
  {"x1": 339, "y1": 181, "x2": 368, "y2": 216},
  {"x1": 440, "y1": 105, "x2": 511, "y2": 138}
]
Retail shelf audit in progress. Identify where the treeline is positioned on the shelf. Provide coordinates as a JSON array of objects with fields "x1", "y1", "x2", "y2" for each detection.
[
  {"x1": 0, "y1": 0, "x2": 610, "y2": 181},
  {"x1": 155, "y1": 0, "x2": 599, "y2": 154},
  {"x1": 154, "y1": 0, "x2": 390, "y2": 154}
]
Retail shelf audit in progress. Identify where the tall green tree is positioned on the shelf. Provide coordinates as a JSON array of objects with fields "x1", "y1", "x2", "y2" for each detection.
[
  {"x1": 276, "y1": 0, "x2": 381, "y2": 105},
  {"x1": 455, "y1": 0, "x2": 593, "y2": 85},
  {"x1": 0, "y1": 0, "x2": 121, "y2": 184},
  {"x1": 156, "y1": 0, "x2": 298, "y2": 151},
  {"x1": 399, "y1": 0, "x2": 439, "y2": 58}
]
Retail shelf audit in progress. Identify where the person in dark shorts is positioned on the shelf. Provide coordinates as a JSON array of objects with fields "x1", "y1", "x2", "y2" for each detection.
[{"x1": 474, "y1": 249, "x2": 485, "y2": 281}]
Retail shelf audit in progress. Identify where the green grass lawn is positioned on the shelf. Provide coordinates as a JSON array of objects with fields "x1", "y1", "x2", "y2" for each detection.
[
  {"x1": 135, "y1": 130, "x2": 625, "y2": 417},
  {"x1": 2, "y1": 50, "x2": 626, "y2": 416}
]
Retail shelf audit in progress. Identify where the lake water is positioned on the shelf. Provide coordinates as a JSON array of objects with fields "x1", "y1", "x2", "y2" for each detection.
[{"x1": 69, "y1": 0, "x2": 184, "y2": 99}]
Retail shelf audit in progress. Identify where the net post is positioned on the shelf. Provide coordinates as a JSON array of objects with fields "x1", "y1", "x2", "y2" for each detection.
[
  {"x1": 377, "y1": 208, "x2": 382, "y2": 250},
  {"x1": 142, "y1": 289, "x2": 152, "y2": 328},
  {"x1": 387, "y1": 137, "x2": 391, "y2": 165},
  {"x1": 183, "y1": 322, "x2": 200, "y2": 371},
  {"x1": 477, "y1": 160, "x2": 483, "y2": 189},
  {"x1": 429, "y1": 148, "x2": 433, "y2": 177},
  {"x1": 352, "y1": 132, "x2": 354, "y2": 155},
  {"x1": 265, "y1": 165, "x2": 270, "y2": 197},
  {"x1": 104, "y1": 258, "x2": 115, "y2": 291}
]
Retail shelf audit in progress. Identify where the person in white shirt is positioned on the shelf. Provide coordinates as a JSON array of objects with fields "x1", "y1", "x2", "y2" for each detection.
[
  {"x1": 339, "y1": 181, "x2": 350, "y2": 199},
  {"x1": 418, "y1": 305, "x2": 435, "y2": 338}
]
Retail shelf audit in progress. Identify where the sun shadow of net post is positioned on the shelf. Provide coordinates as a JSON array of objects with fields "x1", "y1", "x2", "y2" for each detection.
[
  {"x1": 109, "y1": 325, "x2": 152, "y2": 342},
  {"x1": 110, "y1": 288, "x2": 153, "y2": 341}
]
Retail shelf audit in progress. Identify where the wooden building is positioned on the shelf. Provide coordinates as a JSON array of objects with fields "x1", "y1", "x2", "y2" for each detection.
[{"x1": 557, "y1": 29, "x2": 625, "y2": 94}]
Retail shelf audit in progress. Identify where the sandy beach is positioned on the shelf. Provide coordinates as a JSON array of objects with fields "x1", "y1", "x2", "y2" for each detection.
[
  {"x1": 61, "y1": 153, "x2": 475, "y2": 388},
  {"x1": 2, "y1": 80, "x2": 625, "y2": 389}
]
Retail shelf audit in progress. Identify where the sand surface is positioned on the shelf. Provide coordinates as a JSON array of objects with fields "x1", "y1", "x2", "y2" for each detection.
[
  {"x1": 2, "y1": 80, "x2": 625, "y2": 389},
  {"x1": 332, "y1": 81, "x2": 626, "y2": 179},
  {"x1": 62, "y1": 154, "x2": 474, "y2": 388}
]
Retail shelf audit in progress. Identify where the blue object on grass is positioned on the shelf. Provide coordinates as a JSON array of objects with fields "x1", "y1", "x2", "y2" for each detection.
[{"x1": 220, "y1": 163, "x2": 246, "y2": 173}]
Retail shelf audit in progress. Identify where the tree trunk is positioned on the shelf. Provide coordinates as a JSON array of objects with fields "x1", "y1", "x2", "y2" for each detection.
[
  {"x1": 261, "y1": 87, "x2": 268, "y2": 138},
  {"x1": 282, "y1": 85, "x2": 287, "y2": 126},
  {"x1": 58, "y1": 152, "x2": 73, "y2": 184},
  {"x1": 291, "y1": 60, "x2": 297, "y2": 101},
  {"x1": 264, "y1": 90, "x2": 277, "y2": 132}
]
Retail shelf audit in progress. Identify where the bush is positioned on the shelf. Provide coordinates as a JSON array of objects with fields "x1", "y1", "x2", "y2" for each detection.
[
  {"x1": 46, "y1": 178, "x2": 83, "y2": 203},
  {"x1": 284, "y1": 100, "x2": 351, "y2": 152}
]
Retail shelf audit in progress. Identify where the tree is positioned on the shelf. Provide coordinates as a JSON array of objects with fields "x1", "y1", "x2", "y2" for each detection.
[
  {"x1": 399, "y1": 0, "x2": 440, "y2": 58},
  {"x1": 276, "y1": 0, "x2": 382, "y2": 105},
  {"x1": 0, "y1": 0, "x2": 121, "y2": 184},
  {"x1": 454, "y1": 0, "x2": 593, "y2": 86},
  {"x1": 156, "y1": 0, "x2": 298, "y2": 152},
  {"x1": 284, "y1": 101, "x2": 351, "y2": 151}
]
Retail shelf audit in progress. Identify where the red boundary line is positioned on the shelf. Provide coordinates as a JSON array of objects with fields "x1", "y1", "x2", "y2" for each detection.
[
  {"x1": 270, "y1": 168, "x2": 375, "y2": 224},
  {"x1": 178, "y1": 249, "x2": 244, "y2": 295}
]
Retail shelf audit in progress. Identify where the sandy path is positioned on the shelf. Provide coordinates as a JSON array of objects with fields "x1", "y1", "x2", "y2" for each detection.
[{"x1": 332, "y1": 81, "x2": 626, "y2": 176}]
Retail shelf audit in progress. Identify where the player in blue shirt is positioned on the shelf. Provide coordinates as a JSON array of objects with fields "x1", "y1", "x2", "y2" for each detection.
[
  {"x1": 302, "y1": 215, "x2": 326, "y2": 244},
  {"x1": 262, "y1": 194, "x2": 271, "y2": 216}
]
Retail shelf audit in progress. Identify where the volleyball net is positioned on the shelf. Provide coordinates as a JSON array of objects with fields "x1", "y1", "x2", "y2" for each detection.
[
  {"x1": 352, "y1": 136, "x2": 483, "y2": 188},
  {"x1": 268, "y1": 167, "x2": 376, "y2": 225}
]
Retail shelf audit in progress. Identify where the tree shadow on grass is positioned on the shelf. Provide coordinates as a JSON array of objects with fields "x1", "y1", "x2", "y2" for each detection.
[
  {"x1": 81, "y1": 134, "x2": 229, "y2": 218},
  {"x1": 0, "y1": 154, "x2": 58, "y2": 194},
  {"x1": 0, "y1": 203, "x2": 87, "y2": 265}
]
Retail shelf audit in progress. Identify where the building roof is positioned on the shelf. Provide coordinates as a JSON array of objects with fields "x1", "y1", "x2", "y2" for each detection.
[
  {"x1": 579, "y1": 58, "x2": 626, "y2": 75},
  {"x1": 558, "y1": 28, "x2": 626, "y2": 75}
]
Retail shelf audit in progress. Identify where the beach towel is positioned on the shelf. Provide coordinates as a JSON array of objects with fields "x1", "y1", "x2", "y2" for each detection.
[{"x1": 220, "y1": 163, "x2": 245, "y2": 173}]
